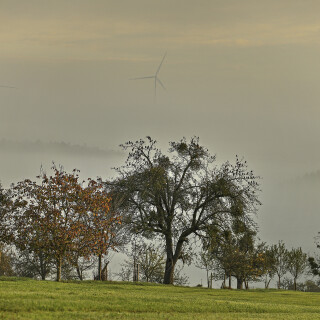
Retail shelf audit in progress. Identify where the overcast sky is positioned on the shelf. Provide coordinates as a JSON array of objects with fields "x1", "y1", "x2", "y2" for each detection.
[{"x1": 1, "y1": 0, "x2": 320, "y2": 286}]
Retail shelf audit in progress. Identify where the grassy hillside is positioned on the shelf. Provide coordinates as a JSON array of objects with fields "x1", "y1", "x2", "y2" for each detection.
[{"x1": 0, "y1": 277, "x2": 320, "y2": 319}]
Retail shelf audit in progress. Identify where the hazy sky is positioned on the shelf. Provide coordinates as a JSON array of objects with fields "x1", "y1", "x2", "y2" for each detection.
[{"x1": 1, "y1": 0, "x2": 320, "y2": 285}]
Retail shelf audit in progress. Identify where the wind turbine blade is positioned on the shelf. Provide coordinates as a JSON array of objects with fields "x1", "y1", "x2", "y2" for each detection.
[
  {"x1": 0, "y1": 85, "x2": 17, "y2": 89},
  {"x1": 155, "y1": 52, "x2": 167, "y2": 76},
  {"x1": 129, "y1": 76, "x2": 155, "y2": 80},
  {"x1": 156, "y1": 78, "x2": 166, "y2": 90}
]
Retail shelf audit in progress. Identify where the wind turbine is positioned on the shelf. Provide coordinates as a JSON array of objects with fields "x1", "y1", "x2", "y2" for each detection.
[{"x1": 130, "y1": 53, "x2": 167, "y2": 101}]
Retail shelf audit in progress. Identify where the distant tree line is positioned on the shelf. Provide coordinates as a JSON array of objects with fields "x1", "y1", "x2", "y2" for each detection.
[
  {"x1": 197, "y1": 232, "x2": 316, "y2": 291},
  {"x1": 0, "y1": 137, "x2": 320, "y2": 290}
]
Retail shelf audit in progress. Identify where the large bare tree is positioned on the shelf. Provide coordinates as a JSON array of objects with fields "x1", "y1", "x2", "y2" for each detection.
[{"x1": 108, "y1": 137, "x2": 260, "y2": 284}]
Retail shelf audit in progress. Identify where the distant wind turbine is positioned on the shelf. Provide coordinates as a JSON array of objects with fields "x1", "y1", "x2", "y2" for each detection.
[{"x1": 130, "y1": 53, "x2": 167, "y2": 101}]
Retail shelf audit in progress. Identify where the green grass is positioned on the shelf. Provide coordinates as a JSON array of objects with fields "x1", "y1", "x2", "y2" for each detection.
[{"x1": 0, "y1": 277, "x2": 320, "y2": 319}]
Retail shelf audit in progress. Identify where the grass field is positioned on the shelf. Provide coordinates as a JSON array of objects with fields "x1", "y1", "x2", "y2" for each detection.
[{"x1": 0, "y1": 277, "x2": 320, "y2": 319}]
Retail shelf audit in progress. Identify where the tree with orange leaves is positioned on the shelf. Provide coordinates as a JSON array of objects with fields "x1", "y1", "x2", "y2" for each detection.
[
  {"x1": 73, "y1": 178, "x2": 122, "y2": 280},
  {"x1": 11, "y1": 166, "x2": 121, "y2": 281}
]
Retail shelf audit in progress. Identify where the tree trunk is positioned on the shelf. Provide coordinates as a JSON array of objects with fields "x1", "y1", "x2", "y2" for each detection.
[
  {"x1": 163, "y1": 228, "x2": 190, "y2": 284},
  {"x1": 56, "y1": 256, "x2": 62, "y2": 282},
  {"x1": 237, "y1": 277, "x2": 243, "y2": 289},
  {"x1": 40, "y1": 257, "x2": 46, "y2": 280},
  {"x1": 266, "y1": 278, "x2": 271, "y2": 289},
  {"x1": 265, "y1": 276, "x2": 271, "y2": 289},
  {"x1": 101, "y1": 261, "x2": 109, "y2": 281},
  {"x1": 164, "y1": 256, "x2": 175, "y2": 284},
  {"x1": 133, "y1": 259, "x2": 136, "y2": 281},
  {"x1": 294, "y1": 278, "x2": 297, "y2": 291},
  {"x1": 222, "y1": 273, "x2": 226, "y2": 289},
  {"x1": 136, "y1": 264, "x2": 139, "y2": 282},
  {"x1": 163, "y1": 234, "x2": 176, "y2": 284},
  {"x1": 278, "y1": 275, "x2": 281, "y2": 289},
  {"x1": 39, "y1": 251, "x2": 47, "y2": 280},
  {"x1": 76, "y1": 265, "x2": 83, "y2": 281},
  {"x1": 97, "y1": 254, "x2": 102, "y2": 280},
  {"x1": 228, "y1": 274, "x2": 232, "y2": 289}
]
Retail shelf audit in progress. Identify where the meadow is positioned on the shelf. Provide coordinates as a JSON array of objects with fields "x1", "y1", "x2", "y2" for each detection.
[{"x1": 0, "y1": 277, "x2": 320, "y2": 320}]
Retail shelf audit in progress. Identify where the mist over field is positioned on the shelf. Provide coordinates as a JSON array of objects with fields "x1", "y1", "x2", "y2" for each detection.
[{"x1": 1, "y1": 0, "x2": 320, "y2": 285}]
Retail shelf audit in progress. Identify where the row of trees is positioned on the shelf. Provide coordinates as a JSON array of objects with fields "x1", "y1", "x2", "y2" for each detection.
[
  {"x1": 197, "y1": 233, "x2": 311, "y2": 290},
  {"x1": 0, "y1": 136, "x2": 319, "y2": 288},
  {"x1": 0, "y1": 167, "x2": 122, "y2": 281}
]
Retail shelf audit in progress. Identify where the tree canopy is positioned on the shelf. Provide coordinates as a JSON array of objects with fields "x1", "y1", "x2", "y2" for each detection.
[{"x1": 108, "y1": 136, "x2": 260, "y2": 284}]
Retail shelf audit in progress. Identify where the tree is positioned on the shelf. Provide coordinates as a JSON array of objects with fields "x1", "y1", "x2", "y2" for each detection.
[
  {"x1": 0, "y1": 183, "x2": 13, "y2": 247},
  {"x1": 0, "y1": 244, "x2": 15, "y2": 276},
  {"x1": 280, "y1": 277, "x2": 306, "y2": 291},
  {"x1": 12, "y1": 167, "x2": 84, "y2": 281},
  {"x1": 11, "y1": 166, "x2": 121, "y2": 281},
  {"x1": 0, "y1": 184, "x2": 12, "y2": 265},
  {"x1": 309, "y1": 233, "x2": 320, "y2": 278},
  {"x1": 205, "y1": 223, "x2": 265, "y2": 290},
  {"x1": 117, "y1": 240, "x2": 188, "y2": 285},
  {"x1": 109, "y1": 137, "x2": 260, "y2": 284},
  {"x1": 309, "y1": 256, "x2": 320, "y2": 277},
  {"x1": 203, "y1": 226, "x2": 237, "y2": 289},
  {"x1": 84, "y1": 184, "x2": 122, "y2": 281},
  {"x1": 119, "y1": 241, "x2": 165, "y2": 283},
  {"x1": 228, "y1": 227, "x2": 258, "y2": 289},
  {"x1": 271, "y1": 241, "x2": 289, "y2": 289},
  {"x1": 14, "y1": 250, "x2": 52, "y2": 280},
  {"x1": 234, "y1": 240, "x2": 267, "y2": 290},
  {"x1": 135, "y1": 242, "x2": 166, "y2": 282},
  {"x1": 287, "y1": 247, "x2": 308, "y2": 291},
  {"x1": 195, "y1": 250, "x2": 216, "y2": 288},
  {"x1": 94, "y1": 194, "x2": 130, "y2": 281},
  {"x1": 262, "y1": 246, "x2": 277, "y2": 289},
  {"x1": 304, "y1": 280, "x2": 320, "y2": 292}
]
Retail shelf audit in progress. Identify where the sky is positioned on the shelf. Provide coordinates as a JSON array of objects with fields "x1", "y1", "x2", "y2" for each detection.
[{"x1": 1, "y1": 0, "x2": 320, "y2": 286}]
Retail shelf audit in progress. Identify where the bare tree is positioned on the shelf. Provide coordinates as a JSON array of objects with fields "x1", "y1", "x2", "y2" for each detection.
[
  {"x1": 195, "y1": 250, "x2": 217, "y2": 288},
  {"x1": 117, "y1": 240, "x2": 189, "y2": 285},
  {"x1": 118, "y1": 241, "x2": 165, "y2": 283}
]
